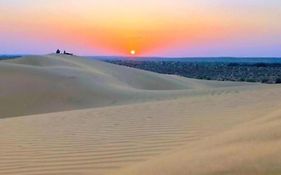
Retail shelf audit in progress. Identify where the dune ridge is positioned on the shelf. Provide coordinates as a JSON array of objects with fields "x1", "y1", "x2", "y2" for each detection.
[
  {"x1": 1, "y1": 55, "x2": 281, "y2": 175},
  {"x1": 0, "y1": 54, "x2": 254, "y2": 118}
]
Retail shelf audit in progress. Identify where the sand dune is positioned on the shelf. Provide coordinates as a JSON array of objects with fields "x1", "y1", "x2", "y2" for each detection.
[
  {"x1": 0, "y1": 54, "x2": 253, "y2": 118},
  {"x1": 1, "y1": 55, "x2": 280, "y2": 175}
]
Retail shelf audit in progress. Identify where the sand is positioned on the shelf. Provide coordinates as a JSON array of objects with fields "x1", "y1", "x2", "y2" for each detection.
[{"x1": 0, "y1": 54, "x2": 280, "y2": 175}]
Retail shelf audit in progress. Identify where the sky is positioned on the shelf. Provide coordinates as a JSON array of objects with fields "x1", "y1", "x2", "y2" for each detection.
[{"x1": 0, "y1": 0, "x2": 281, "y2": 57}]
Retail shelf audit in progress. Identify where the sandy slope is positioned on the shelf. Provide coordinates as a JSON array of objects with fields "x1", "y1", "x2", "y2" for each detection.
[
  {"x1": 0, "y1": 54, "x2": 252, "y2": 118},
  {"x1": 0, "y1": 55, "x2": 281, "y2": 175},
  {"x1": 115, "y1": 98, "x2": 281, "y2": 175}
]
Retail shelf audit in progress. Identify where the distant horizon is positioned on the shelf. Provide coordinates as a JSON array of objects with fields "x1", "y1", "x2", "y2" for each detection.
[
  {"x1": 1, "y1": 50, "x2": 281, "y2": 58},
  {"x1": 1, "y1": 53, "x2": 281, "y2": 59}
]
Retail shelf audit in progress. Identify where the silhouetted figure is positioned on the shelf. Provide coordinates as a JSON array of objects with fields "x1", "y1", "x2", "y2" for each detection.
[
  {"x1": 63, "y1": 50, "x2": 74, "y2": 56},
  {"x1": 56, "y1": 49, "x2": 61, "y2": 54}
]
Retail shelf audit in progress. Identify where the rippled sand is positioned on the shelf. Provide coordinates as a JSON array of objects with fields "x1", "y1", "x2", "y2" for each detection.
[{"x1": 0, "y1": 55, "x2": 280, "y2": 175}]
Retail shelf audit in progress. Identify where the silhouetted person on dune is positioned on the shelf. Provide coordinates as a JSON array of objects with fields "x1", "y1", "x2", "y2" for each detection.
[
  {"x1": 63, "y1": 50, "x2": 74, "y2": 56},
  {"x1": 56, "y1": 49, "x2": 61, "y2": 54}
]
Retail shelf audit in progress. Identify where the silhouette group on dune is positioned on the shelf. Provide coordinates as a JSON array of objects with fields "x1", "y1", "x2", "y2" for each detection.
[{"x1": 56, "y1": 49, "x2": 74, "y2": 56}]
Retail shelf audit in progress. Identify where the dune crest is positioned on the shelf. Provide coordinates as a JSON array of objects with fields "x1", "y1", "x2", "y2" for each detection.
[{"x1": 0, "y1": 54, "x2": 253, "y2": 118}]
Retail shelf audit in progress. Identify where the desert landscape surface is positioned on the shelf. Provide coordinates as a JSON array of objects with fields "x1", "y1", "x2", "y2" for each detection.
[{"x1": 0, "y1": 55, "x2": 281, "y2": 175}]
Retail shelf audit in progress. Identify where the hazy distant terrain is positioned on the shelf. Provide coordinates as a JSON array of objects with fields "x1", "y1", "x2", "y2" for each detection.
[
  {"x1": 0, "y1": 55, "x2": 21, "y2": 60},
  {"x1": 107, "y1": 60, "x2": 281, "y2": 84},
  {"x1": 88, "y1": 56, "x2": 281, "y2": 63}
]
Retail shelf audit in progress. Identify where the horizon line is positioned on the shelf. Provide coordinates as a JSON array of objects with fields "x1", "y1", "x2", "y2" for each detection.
[{"x1": 1, "y1": 53, "x2": 281, "y2": 59}]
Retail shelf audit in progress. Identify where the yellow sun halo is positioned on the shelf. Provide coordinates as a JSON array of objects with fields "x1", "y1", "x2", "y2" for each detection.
[{"x1": 130, "y1": 50, "x2": 136, "y2": 55}]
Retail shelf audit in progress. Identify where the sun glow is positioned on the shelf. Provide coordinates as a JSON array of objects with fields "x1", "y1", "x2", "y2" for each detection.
[
  {"x1": 130, "y1": 50, "x2": 136, "y2": 55},
  {"x1": 1, "y1": 0, "x2": 281, "y2": 56}
]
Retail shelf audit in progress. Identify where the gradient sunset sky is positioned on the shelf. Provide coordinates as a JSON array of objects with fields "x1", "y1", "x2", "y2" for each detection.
[{"x1": 1, "y1": 0, "x2": 281, "y2": 57}]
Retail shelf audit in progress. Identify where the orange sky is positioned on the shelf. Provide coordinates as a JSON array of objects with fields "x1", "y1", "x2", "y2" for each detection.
[{"x1": 1, "y1": 0, "x2": 281, "y2": 56}]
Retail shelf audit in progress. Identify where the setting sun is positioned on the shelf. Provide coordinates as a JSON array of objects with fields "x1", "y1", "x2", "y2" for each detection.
[{"x1": 130, "y1": 50, "x2": 136, "y2": 55}]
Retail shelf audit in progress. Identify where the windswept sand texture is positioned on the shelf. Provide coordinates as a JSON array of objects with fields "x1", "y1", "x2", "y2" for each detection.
[{"x1": 0, "y1": 55, "x2": 280, "y2": 175}]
